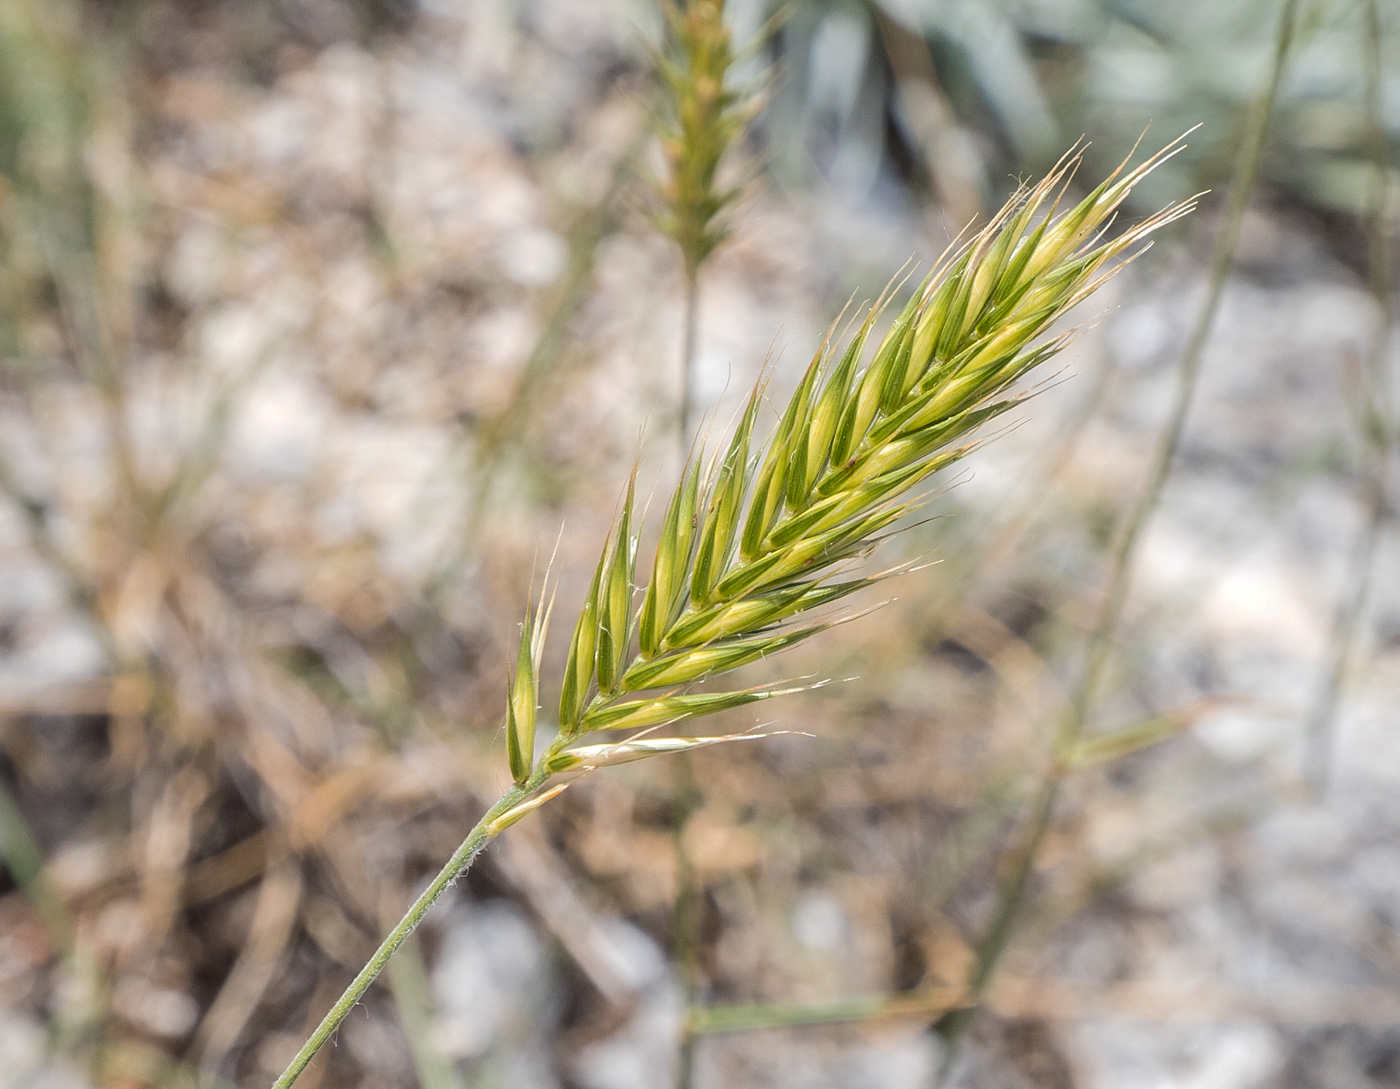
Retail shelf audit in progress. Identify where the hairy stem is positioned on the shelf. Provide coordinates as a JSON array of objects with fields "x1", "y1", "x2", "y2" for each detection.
[
  {"x1": 933, "y1": 0, "x2": 1298, "y2": 1078},
  {"x1": 1304, "y1": 0, "x2": 1393, "y2": 792},
  {"x1": 386, "y1": 932, "x2": 468, "y2": 1089},
  {"x1": 270, "y1": 757, "x2": 558, "y2": 1089}
]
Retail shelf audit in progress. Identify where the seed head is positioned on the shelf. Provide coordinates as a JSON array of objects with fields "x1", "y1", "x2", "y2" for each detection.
[{"x1": 523, "y1": 138, "x2": 1195, "y2": 779}]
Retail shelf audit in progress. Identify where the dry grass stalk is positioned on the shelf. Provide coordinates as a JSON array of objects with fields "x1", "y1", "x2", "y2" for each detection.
[
  {"x1": 695, "y1": 974, "x2": 1400, "y2": 1034},
  {"x1": 931, "y1": 0, "x2": 1299, "y2": 1076},
  {"x1": 271, "y1": 141, "x2": 1194, "y2": 1089},
  {"x1": 1304, "y1": 0, "x2": 1394, "y2": 791}
]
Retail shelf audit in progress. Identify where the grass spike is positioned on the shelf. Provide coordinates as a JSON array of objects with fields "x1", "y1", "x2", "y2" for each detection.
[{"x1": 272, "y1": 141, "x2": 1194, "y2": 1089}]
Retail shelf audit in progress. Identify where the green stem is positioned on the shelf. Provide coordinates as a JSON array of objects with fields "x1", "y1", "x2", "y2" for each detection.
[
  {"x1": 680, "y1": 263, "x2": 700, "y2": 454},
  {"x1": 1064, "y1": 0, "x2": 1298, "y2": 755},
  {"x1": 674, "y1": 255, "x2": 704, "y2": 1089},
  {"x1": 270, "y1": 750, "x2": 561, "y2": 1089},
  {"x1": 1304, "y1": 0, "x2": 1393, "y2": 792},
  {"x1": 933, "y1": 0, "x2": 1299, "y2": 1079}
]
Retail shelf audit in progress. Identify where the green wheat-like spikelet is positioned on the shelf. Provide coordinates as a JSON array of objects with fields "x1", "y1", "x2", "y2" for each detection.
[{"x1": 507, "y1": 139, "x2": 1196, "y2": 782}]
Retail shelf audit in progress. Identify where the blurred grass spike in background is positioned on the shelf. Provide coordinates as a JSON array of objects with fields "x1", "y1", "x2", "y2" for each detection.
[
  {"x1": 650, "y1": 0, "x2": 771, "y2": 448},
  {"x1": 271, "y1": 137, "x2": 1195, "y2": 1089},
  {"x1": 651, "y1": 0, "x2": 759, "y2": 279}
]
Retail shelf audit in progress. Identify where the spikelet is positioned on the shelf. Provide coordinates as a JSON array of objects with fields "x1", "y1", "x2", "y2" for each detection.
[
  {"x1": 528, "y1": 139, "x2": 1195, "y2": 774},
  {"x1": 506, "y1": 586, "x2": 553, "y2": 784}
]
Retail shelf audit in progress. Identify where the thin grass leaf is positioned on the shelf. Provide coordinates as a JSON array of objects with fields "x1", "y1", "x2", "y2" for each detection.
[{"x1": 1067, "y1": 704, "x2": 1221, "y2": 769}]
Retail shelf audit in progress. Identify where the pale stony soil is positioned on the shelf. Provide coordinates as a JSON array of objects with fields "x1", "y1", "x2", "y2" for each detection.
[{"x1": 1, "y1": 2, "x2": 1398, "y2": 1088}]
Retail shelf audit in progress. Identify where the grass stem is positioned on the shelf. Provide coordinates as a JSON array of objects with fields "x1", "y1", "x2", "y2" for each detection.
[
  {"x1": 386, "y1": 931, "x2": 468, "y2": 1089},
  {"x1": 1303, "y1": 0, "x2": 1394, "y2": 793},
  {"x1": 1064, "y1": 0, "x2": 1297, "y2": 754},
  {"x1": 269, "y1": 772, "x2": 544, "y2": 1089},
  {"x1": 932, "y1": 0, "x2": 1298, "y2": 1077}
]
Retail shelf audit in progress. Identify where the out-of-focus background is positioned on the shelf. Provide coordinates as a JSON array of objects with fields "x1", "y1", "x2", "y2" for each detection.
[{"x1": 1, "y1": 1, "x2": 1398, "y2": 1087}]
